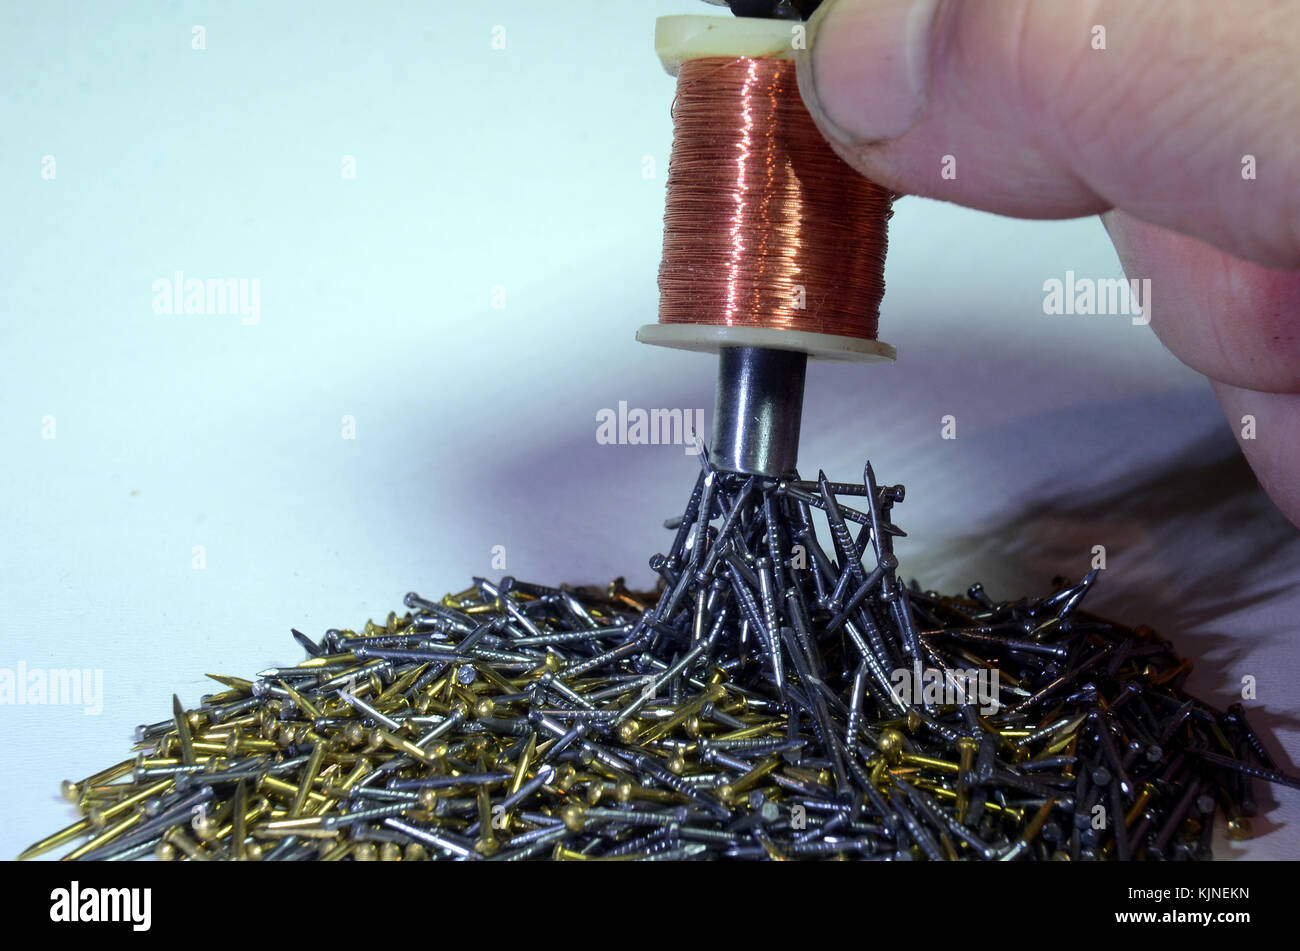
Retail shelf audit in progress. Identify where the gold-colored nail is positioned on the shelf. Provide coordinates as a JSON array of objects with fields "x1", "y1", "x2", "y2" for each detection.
[
  {"x1": 718, "y1": 755, "x2": 780, "y2": 804},
  {"x1": 88, "y1": 778, "x2": 173, "y2": 829},
  {"x1": 956, "y1": 736, "x2": 978, "y2": 824},
  {"x1": 164, "y1": 827, "x2": 211, "y2": 860},
  {"x1": 231, "y1": 781, "x2": 248, "y2": 860},
  {"x1": 289, "y1": 742, "x2": 327, "y2": 817},
  {"x1": 17, "y1": 816, "x2": 94, "y2": 861},
  {"x1": 61, "y1": 758, "x2": 134, "y2": 803},
  {"x1": 508, "y1": 732, "x2": 537, "y2": 798},
  {"x1": 61, "y1": 809, "x2": 144, "y2": 861},
  {"x1": 173, "y1": 694, "x2": 196, "y2": 766}
]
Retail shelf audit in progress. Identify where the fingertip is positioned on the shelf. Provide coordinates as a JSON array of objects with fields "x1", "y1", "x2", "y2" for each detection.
[
  {"x1": 797, "y1": 0, "x2": 939, "y2": 148},
  {"x1": 796, "y1": 0, "x2": 1104, "y2": 217},
  {"x1": 1211, "y1": 381, "x2": 1300, "y2": 530}
]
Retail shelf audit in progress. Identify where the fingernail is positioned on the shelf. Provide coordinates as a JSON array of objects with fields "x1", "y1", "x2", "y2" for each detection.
[{"x1": 797, "y1": 0, "x2": 939, "y2": 145}]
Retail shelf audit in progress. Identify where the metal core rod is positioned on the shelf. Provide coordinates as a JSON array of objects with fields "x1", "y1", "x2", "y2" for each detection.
[{"x1": 711, "y1": 346, "x2": 807, "y2": 478}]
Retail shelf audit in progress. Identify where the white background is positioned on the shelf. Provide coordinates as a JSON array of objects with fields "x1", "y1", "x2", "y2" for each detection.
[{"x1": 2, "y1": 1, "x2": 1297, "y2": 859}]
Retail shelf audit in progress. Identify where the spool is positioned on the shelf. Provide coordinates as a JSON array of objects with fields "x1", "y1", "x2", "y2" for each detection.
[{"x1": 638, "y1": 14, "x2": 896, "y2": 365}]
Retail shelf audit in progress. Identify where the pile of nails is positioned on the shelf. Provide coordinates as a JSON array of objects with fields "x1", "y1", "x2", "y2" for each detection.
[{"x1": 25, "y1": 459, "x2": 1298, "y2": 861}]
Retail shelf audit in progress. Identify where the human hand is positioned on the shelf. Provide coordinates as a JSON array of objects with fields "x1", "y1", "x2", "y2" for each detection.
[{"x1": 795, "y1": 0, "x2": 1300, "y2": 526}]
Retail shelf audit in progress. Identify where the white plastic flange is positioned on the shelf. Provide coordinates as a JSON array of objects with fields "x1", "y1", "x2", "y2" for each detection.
[
  {"x1": 646, "y1": 15, "x2": 896, "y2": 365},
  {"x1": 637, "y1": 324, "x2": 896, "y2": 364},
  {"x1": 655, "y1": 14, "x2": 798, "y2": 76}
]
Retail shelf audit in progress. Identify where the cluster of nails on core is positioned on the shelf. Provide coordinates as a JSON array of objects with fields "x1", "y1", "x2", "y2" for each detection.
[{"x1": 23, "y1": 456, "x2": 1298, "y2": 861}]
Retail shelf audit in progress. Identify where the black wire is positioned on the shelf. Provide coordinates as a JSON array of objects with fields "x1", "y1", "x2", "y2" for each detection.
[{"x1": 725, "y1": 0, "x2": 822, "y2": 21}]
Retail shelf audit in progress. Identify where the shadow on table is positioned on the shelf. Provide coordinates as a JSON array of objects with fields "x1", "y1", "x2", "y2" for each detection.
[{"x1": 915, "y1": 431, "x2": 1300, "y2": 790}]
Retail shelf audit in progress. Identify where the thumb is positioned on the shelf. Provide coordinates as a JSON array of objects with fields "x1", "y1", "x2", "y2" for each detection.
[{"x1": 796, "y1": 0, "x2": 1300, "y2": 269}]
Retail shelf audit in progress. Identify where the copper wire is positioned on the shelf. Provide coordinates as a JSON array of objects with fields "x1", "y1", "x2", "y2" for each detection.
[{"x1": 658, "y1": 57, "x2": 892, "y2": 341}]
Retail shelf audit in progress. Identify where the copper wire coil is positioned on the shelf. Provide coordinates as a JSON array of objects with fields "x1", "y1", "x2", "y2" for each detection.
[{"x1": 658, "y1": 56, "x2": 892, "y2": 341}]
